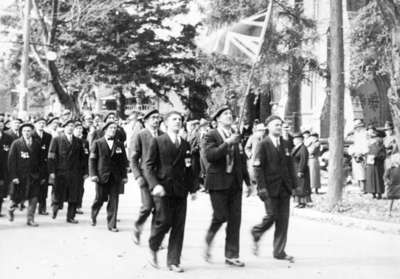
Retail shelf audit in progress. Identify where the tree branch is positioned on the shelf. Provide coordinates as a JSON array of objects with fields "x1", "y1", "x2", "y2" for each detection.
[{"x1": 30, "y1": 44, "x2": 49, "y2": 73}]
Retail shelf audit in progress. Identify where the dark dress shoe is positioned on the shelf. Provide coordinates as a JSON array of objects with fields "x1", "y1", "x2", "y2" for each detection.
[
  {"x1": 168, "y1": 264, "x2": 184, "y2": 273},
  {"x1": 8, "y1": 210, "x2": 14, "y2": 222},
  {"x1": 39, "y1": 211, "x2": 49, "y2": 216},
  {"x1": 52, "y1": 210, "x2": 58, "y2": 219},
  {"x1": 19, "y1": 204, "x2": 26, "y2": 211},
  {"x1": 148, "y1": 250, "x2": 159, "y2": 269},
  {"x1": 274, "y1": 254, "x2": 295, "y2": 263},
  {"x1": 76, "y1": 209, "x2": 84, "y2": 215},
  {"x1": 91, "y1": 218, "x2": 97, "y2": 226},
  {"x1": 108, "y1": 228, "x2": 119, "y2": 232},
  {"x1": 225, "y1": 258, "x2": 245, "y2": 267},
  {"x1": 27, "y1": 221, "x2": 39, "y2": 227},
  {"x1": 67, "y1": 219, "x2": 79, "y2": 224},
  {"x1": 204, "y1": 244, "x2": 212, "y2": 262},
  {"x1": 132, "y1": 227, "x2": 140, "y2": 245}
]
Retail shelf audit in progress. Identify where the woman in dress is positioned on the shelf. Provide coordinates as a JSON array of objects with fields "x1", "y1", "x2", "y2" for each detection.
[
  {"x1": 365, "y1": 126, "x2": 386, "y2": 199},
  {"x1": 384, "y1": 153, "x2": 400, "y2": 216},
  {"x1": 291, "y1": 132, "x2": 312, "y2": 208},
  {"x1": 307, "y1": 133, "x2": 321, "y2": 194}
]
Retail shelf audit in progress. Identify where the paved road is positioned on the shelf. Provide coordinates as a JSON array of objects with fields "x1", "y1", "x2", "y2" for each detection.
[{"x1": 1, "y1": 175, "x2": 400, "y2": 279}]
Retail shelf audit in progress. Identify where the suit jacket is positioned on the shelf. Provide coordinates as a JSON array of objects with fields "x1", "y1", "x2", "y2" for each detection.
[
  {"x1": 8, "y1": 137, "x2": 42, "y2": 181},
  {"x1": 253, "y1": 136, "x2": 294, "y2": 198},
  {"x1": 144, "y1": 134, "x2": 196, "y2": 197},
  {"x1": 89, "y1": 137, "x2": 128, "y2": 184},
  {"x1": 130, "y1": 128, "x2": 163, "y2": 180},
  {"x1": 48, "y1": 135, "x2": 86, "y2": 176},
  {"x1": 33, "y1": 131, "x2": 52, "y2": 180},
  {"x1": 203, "y1": 129, "x2": 249, "y2": 191},
  {"x1": 0, "y1": 133, "x2": 13, "y2": 183}
]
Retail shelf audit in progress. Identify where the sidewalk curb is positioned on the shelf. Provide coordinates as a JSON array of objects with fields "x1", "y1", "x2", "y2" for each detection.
[{"x1": 292, "y1": 207, "x2": 400, "y2": 235}]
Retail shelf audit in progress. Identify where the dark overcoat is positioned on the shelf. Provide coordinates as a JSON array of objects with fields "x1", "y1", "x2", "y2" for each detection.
[
  {"x1": 203, "y1": 129, "x2": 250, "y2": 191},
  {"x1": 48, "y1": 135, "x2": 86, "y2": 203},
  {"x1": 144, "y1": 134, "x2": 197, "y2": 197},
  {"x1": 33, "y1": 131, "x2": 52, "y2": 181},
  {"x1": 253, "y1": 136, "x2": 294, "y2": 198},
  {"x1": 7, "y1": 138, "x2": 42, "y2": 201},
  {"x1": 89, "y1": 137, "x2": 128, "y2": 196},
  {"x1": 291, "y1": 143, "x2": 311, "y2": 198},
  {"x1": 0, "y1": 133, "x2": 13, "y2": 198},
  {"x1": 365, "y1": 139, "x2": 386, "y2": 194}
]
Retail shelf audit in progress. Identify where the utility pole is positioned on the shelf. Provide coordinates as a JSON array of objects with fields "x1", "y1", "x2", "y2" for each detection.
[
  {"x1": 18, "y1": 0, "x2": 32, "y2": 118},
  {"x1": 327, "y1": 0, "x2": 345, "y2": 210}
]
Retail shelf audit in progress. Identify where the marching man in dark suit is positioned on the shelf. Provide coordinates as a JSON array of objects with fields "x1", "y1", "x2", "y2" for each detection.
[
  {"x1": 131, "y1": 109, "x2": 162, "y2": 244},
  {"x1": 251, "y1": 115, "x2": 295, "y2": 262},
  {"x1": 48, "y1": 120, "x2": 87, "y2": 223},
  {"x1": 144, "y1": 111, "x2": 198, "y2": 272},
  {"x1": 203, "y1": 106, "x2": 251, "y2": 267},
  {"x1": 0, "y1": 120, "x2": 13, "y2": 216},
  {"x1": 33, "y1": 117, "x2": 52, "y2": 215},
  {"x1": 7, "y1": 123, "x2": 43, "y2": 226},
  {"x1": 73, "y1": 121, "x2": 89, "y2": 214},
  {"x1": 89, "y1": 121, "x2": 128, "y2": 232}
]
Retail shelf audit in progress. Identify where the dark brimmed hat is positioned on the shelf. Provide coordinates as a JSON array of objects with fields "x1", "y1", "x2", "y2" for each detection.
[
  {"x1": 310, "y1": 132, "x2": 319, "y2": 138},
  {"x1": 62, "y1": 119, "x2": 75, "y2": 128},
  {"x1": 47, "y1": 117, "x2": 59, "y2": 126},
  {"x1": 102, "y1": 121, "x2": 118, "y2": 131},
  {"x1": 302, "y1": 130, "x2": 311, "y2": 136},
  {"x1": 143, "y1": 109, "x2": 159, "y2": 121},
  {"x1": 19, "y1": 122, "x2": 34, "y2": 134},
  {"x1": 265, "y1": 115, "x2": 282, "y2": 126},
  {"x1": 164, "y1": 111, "x2": 183, "y2": 121},
  {"x1": 34, "y1": 117, "x2": 47, "y2": 124},
  {"x1": 212, "y1": 106, "x2": 231, "y2": 121},
  {"x1": 292, "y1": 132, "x2": 304, "y2": 139},
  {"x1": 104, "y1": 112, "x2": 116, "y2": 123}
]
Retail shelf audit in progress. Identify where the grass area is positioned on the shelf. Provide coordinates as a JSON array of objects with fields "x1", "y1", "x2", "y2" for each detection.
[{"x1": 309, "y1": 171, "x2": 400, "y2": 224}]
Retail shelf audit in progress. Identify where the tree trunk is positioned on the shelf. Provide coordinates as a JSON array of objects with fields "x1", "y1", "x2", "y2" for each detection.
[
  {"x1": 327, "y1": 0, "x2": 345, "y2": 211},
  {"x1": 48, "y1": 0, "x2": 79, "y2": 115},
  {"x1": 284, "y1": 0, "x2": 303, "y2": 132}
]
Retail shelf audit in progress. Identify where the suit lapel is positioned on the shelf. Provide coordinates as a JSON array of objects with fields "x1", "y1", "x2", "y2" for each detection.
[
  {"x1": 172, "y1": 138, "x2": 185, "y2": 167},
  {"x1": 291, "y1": 144, "x2": 302, "y2": 156},
  {"x1": 100, "y1": 137, "x2": 111, "y2": 156}
]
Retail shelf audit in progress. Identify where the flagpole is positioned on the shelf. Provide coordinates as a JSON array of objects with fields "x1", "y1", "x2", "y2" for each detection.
[{"x1": 237, "y1": 0, "x2": 273, "y2": 130}]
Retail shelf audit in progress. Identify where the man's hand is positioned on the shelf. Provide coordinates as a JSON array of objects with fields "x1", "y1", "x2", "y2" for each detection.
[
  {"x1": 257, "y1": 188, "x2": 269, "y2": 202},
  {"x1": 226, "y1": 134, "x2": 241, "y2": 145},
  {"x1": 91, "y1": 176, "x2": 99, "y2": 183},
  {"x1": 122, "y1": 178, "x2": 128, "y2": 184},
  {"x1": 12, "y1": 178, "x2": 20, "y2": 184},
  {"x1": 136, "y1": 176, "x2": 146, "y2": 187},
  {"x1": 246, "y1": 185, "x2": 255, "y2": 197},
  {"x1": 297, "y1": 172, "x2": 304, "y2": 178},
  {"x1": 152, "y1": 184, "x2": 166, "y2": 197}
]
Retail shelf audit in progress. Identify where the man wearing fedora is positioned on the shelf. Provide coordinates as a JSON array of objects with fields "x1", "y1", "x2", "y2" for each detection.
[
  {"x1": 144, "y1": 111, "x2": 197, "y2": 272},
  {"x1": 32, "y1": 117, "x2": 52, "y2": 215},
  {"x1": 48, "y1": 120, "x2": 87, "y2": 223},
  {"x1": 7, "y1": 123, "x2": 43, "y2": 226},
  {"x1": 89, "y1": 121, "x2": 128, "y2": 232},
  {"x1": 203, "y1": 106, "x2": 251, "y2": 267},
  {"x1": 131, "y1": 109, "x2": 162, "y2": 244},
  {"x1": 251, "y1": 115, "x2": 295, "y2": 262}
]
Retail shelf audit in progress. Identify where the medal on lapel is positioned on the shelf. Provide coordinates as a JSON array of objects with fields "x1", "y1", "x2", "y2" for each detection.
[
  {"x1": 3, "y1": 145, "x2": 9, "y2": 152},
  {"x1": 84, "y1": 148, "x2": 89, "y2": 154},
  {"x1": 21, "y1": 151, "x2": 30, "y2": 159},
  {"x1": 116, "y1": 147, "x2": 122, "y2": 154},
  {"x1": 42, "y1": 145, "x2": 46, "y2": 150},
  {"x1": 285, "y1": 148, "x2": 290, "y2": 156}
]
